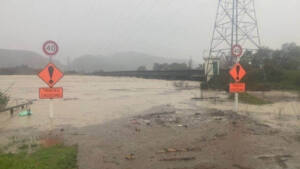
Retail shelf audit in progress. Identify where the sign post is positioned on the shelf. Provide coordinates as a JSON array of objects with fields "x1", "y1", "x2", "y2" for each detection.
[
  {"x1": 39, "y1": 40, "x2": 63, "y2": 131},
  {"x1": 230, "y1": 45, "x2": 244, "y2": 112}
]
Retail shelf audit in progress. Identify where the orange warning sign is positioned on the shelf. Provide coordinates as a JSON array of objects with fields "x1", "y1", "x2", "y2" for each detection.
[
  {"x1": 39, "y1": 87, "x2": 63, "y2": 99},
  {"x1": 38, "y1": 63, "x2": 64, "y2": 88},
  {"x1": 229, "y1": 63, "x2": 246, "y2": 82},
  {"x1": 230, "y1": 83, "x2": 246, "y2": 93}
]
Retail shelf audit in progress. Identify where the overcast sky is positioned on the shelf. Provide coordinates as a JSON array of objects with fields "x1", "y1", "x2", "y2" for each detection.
[{"x1": 0, "y1": 0, "x2": 299, "y2": 63}]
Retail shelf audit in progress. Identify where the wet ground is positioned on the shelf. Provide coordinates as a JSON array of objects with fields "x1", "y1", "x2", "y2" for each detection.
[{"x1": 0, "y1": 76, "x2": 300, "y2": 169}]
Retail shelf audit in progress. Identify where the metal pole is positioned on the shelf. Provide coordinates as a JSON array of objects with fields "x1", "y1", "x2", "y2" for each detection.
[
  {"x1": 49, "y1": 55, "x2": 54, "y2": 130},
  {"x1": 231, "y1": 0, "x2": 235, "y2": 58},
  {"x1": 234, "y1": 0, "x2": 239, "y2": 113},
  {"x1": 49, "y1": 99, "x2": 54, "y2": 130},
  {"x1": 231, "y1": 0, "x2": 238, "y2": 112},
  {"x1": 236, "y1": 0, "x2": 238, "y2": 44},
  {"x1": 206, "y1": 0, "x2": 221, "y2": 79},
  {"x1": 253, "y1": 0, "x2": 262, "y2": 46},
  {"x1": 234, "y1": 93, "x2": 239, "y2": 112}
]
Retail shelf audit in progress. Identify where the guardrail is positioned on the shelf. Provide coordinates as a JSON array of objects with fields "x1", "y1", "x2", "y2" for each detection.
[
  {"x1": 0, "y1": 101, "x2": 33, "y2": 117},
  {"x1": 92, "y1": 70, "x2": 206, "y2": 81}
]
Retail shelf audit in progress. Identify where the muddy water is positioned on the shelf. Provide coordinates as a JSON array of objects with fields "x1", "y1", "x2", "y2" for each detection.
[
  {"x1": 0, "y1": 75, "x2": 299, "y2": 132},
  {"x1": 1, "y1": 75, "x2": 300, "y2": 169},
  {"x1": 0, "y1": 75, "x2": 200, "y2": 131}
]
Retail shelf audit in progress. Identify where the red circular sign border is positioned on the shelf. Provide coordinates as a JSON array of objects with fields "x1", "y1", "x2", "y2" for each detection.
[
  {"x1": 232, "y1": 44, "x2": 243, "y2": 57},
  {"x1": 43, "y1": 40, "x2": 59, "y2": 56}
]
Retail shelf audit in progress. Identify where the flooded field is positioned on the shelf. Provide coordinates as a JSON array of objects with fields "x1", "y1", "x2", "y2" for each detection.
[
  {"x1": 0, "y1": 75, "x2": 300, "y2": 169},
  {"x1": 0, "y1": 75, "x2": 200, "y2": 130}
]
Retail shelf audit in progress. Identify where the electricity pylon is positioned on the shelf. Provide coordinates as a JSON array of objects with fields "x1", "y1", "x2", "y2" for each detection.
[{"x1": 207, "y1": 0, "x2": 261, "y2": 69}]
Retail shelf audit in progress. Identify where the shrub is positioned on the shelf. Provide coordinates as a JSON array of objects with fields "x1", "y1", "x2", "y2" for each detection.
[{"x1": 0, "y1": 92, "x2": 9, "y2": 110}]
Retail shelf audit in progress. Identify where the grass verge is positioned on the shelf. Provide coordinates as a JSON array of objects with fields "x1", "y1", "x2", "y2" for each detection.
[
  {"x1": 0, "y1": 145, "x2": 78, "y2": 169},
  {"x1": 229, "y1": 93, "x2": 271, "y2": 105}
]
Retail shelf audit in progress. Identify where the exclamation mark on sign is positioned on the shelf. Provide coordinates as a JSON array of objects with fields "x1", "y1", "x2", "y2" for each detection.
[
  {"x1": 236, "y1": 65, "x2": 240, "y2": 81},
  {"x1": 48, "y1": 66, "x2": 54, "y2": 84}
]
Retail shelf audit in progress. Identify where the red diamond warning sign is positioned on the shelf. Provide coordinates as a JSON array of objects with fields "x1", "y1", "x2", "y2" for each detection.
[
  {"x1": 229, "y1": 63, "x2": 246, "y2": 82},
  {"x1": 38, "y1": 63, "x2": 64, "y2": 88}
]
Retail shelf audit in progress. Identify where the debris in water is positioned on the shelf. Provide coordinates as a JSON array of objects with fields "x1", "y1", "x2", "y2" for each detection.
[
  {"x1": 159, "y1": 157, "x2": 196, "y2": 161},
  {"x1": 156, "y1": 147, "x2": 201, "y2": 154},
  {"x1": 19, "y1": 110, "x2": 32, "y2": 117},
  {"x1": 125, "y1": 153, "x2": 135, "y2": 160}
]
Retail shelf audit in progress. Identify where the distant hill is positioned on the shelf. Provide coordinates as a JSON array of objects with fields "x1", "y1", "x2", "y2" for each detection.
[
  {"x1": 0, "y1": 49, "x2": 61, "y2": 69},
  {"x1": 0, "y1": 49, "x2": 189, "y2": 73},
  {"x1": 0, "y1": 65, "x2": 39, "y2": 75},
  {"x1": 70, "y1": 51, "x2": 185, "y2": 72}
]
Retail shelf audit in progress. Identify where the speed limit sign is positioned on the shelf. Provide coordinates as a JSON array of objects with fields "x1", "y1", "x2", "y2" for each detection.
[
  {"x1": 232, "y1": 44, "x2": 243, "y2": 57},
  {"x1": 43, "y1": 40, "x2": 59, "y2": 56}
]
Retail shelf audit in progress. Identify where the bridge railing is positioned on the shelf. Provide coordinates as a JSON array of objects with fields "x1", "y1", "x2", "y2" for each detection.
[{"x1": 92, "y1": 70, "x2": 205, "y2": 81}]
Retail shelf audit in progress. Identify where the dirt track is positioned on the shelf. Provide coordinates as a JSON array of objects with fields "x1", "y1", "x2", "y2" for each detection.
[{"x1": 0, "y1": 75, "x2": 300, "y2": 169}]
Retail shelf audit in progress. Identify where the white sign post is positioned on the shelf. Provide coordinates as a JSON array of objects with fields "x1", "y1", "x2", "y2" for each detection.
[
  {"x1": 42, "y1": 40, "x2": 59, "y2": 131},
  {"x1": 231, "y1": 44, "x2": 243, "y2": 112}
]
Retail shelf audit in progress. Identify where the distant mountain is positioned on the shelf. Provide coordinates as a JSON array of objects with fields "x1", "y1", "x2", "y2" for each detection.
[
  {"x1": 0, "y1": 49, "x2": 189, "y2": 73},
  {"x1": 0, "y1": 49, "x2": 61, "y2": 69},
  {"x1": 70, "y1": 51, "x2": 185, "y2": 72}
]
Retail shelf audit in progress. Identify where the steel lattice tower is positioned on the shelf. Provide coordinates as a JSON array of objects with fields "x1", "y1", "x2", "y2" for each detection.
[{"x1": 207, "y1": 0, "x2": 261, "y2": 68}]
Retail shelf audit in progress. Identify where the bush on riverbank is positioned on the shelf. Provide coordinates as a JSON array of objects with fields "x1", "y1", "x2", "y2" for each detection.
[{"x1": 0, "y1": 92, "x2": 9, "y2": 110}]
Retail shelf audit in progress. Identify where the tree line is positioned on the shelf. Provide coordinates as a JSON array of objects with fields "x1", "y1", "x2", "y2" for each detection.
[{"x1": 207, "y1": 42, "x2": 300, "y2": 91}]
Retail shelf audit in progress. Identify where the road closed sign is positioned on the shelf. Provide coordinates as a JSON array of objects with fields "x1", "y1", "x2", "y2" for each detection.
[
  {"x1": 39, "y1": 87, "x2": 63, "y2": 99},
  {"x1": 229, "y1": 83, "x2": 246, "y2": 93}
]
